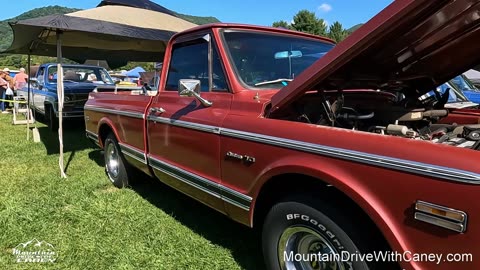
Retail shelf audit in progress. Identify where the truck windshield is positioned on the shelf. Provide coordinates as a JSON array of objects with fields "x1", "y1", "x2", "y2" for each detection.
[
  {"x1": 222, "y1": 30, "x2": 334, "y2": 89},
  {"x1": 47, "y1": 66, "x2": 114, "y2": 84}
]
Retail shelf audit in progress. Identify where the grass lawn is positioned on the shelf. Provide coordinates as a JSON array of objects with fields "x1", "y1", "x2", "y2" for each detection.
[{"x1": 0, "y1": 113, "x2": 263, "y2": 269}]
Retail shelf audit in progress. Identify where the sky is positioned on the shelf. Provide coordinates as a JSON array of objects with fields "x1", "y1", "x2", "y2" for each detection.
[{"x1": 2, "y1": 0, "x2": 394, "y2": 29}]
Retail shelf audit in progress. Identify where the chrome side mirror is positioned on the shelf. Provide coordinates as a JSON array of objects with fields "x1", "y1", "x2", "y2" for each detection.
[{"x1": 178, "y1": 79, "x2": 212, "y2": 107}]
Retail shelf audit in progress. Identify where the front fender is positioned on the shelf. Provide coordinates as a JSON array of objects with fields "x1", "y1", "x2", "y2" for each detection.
[
  {"x1": 96, "y1": 116, "x2": 122, "y2": 148},
  {"x1": 250, "y1": 154, "x2": 406, "y2": 261}
]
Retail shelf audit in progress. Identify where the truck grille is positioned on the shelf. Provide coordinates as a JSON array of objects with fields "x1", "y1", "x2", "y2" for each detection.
[{"x1": 65, "y1": 93, "x2": 90, "y2": 108}]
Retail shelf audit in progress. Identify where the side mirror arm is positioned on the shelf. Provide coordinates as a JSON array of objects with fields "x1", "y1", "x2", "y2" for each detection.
[{"x1": 191, "y1": 91, "x2": 212, "y2": 107}]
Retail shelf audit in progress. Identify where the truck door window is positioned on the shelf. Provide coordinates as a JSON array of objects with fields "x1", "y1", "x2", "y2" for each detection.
[
  {"x1": 166, "y1": 38, "x2": 228, "y2": 92},
  {"x1": 212, "y1": 45, "x2": 228, "y2": 91},
  {"x1": 37, "y1": 67, "x2": 45, "y2": 85}
]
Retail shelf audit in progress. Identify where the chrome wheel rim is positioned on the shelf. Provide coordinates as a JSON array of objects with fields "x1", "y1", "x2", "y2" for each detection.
[
  {"x1": 105, "y1": 142, "x2": 119, "y2": 181},
  {"x1": 278, "y1": 226, "x2": 345, "y2": 270}
]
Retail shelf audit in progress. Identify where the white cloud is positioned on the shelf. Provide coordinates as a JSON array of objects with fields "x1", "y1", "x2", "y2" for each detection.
[
  {"x1": 318, "y1": 3, "x2": 332, "y2": 13},
  {"x1": 323, "y1": 20, "x2": 330, "y2": 27}
]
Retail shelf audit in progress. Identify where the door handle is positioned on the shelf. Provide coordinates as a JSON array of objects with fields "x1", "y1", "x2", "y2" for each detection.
[{"x1": 149, "y1": 107, "x2": 166, "y2": 114}]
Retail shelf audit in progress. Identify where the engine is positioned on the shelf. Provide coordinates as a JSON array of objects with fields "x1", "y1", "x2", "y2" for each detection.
[{"x1": 288, "y1": 90, "x2": 480, "y2": 151}]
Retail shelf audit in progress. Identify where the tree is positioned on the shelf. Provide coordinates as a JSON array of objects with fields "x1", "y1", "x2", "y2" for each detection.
[
  {"x1": 328, "y1": 21, "x2": 349, "y2": 43},
  {"x1": 272, "y1": 20, "x2": 291, "y2": 29},
  {"x1": 118, "y1": 62, "x2": 155, "y2": 72},
  {"x1": 290, "y1": 10, "x2": 327, "y2": 36},
  {"x1": 271, "y1": 10, "x2": 350, "y2": 43}
]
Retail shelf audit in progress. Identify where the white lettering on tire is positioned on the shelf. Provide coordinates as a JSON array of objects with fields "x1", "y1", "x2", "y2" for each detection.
[{"x1": 286, "y1": 213, "x2": 345, "y2": 250}]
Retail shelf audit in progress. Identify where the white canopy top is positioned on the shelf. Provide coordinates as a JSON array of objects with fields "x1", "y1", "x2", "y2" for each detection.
[{"x1": 68, "y1": 5, "x2": 197, "y2": 33}]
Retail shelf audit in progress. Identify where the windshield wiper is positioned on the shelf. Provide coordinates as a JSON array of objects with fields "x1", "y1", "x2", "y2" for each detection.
[{"x1": 254, "y1": 78, "x2": 293, "y2": 87}]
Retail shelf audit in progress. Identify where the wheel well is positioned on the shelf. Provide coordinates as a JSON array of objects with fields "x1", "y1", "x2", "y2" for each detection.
[
  {"x1": 253, "y1": 173, "x2": 393, "y2": 252},
  {"x1": 98, "y1": 124, "x2": 114, "y2": 147}
]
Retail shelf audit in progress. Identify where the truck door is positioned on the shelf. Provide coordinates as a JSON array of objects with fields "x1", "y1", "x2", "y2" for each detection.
[{"x1": 147, "y1": 32, "x2": 231, "y2": 212}]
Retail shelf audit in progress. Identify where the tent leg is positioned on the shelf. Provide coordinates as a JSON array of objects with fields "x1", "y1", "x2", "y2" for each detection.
[
  {"x1": 57, "y1": 31, "x2": 67, "y2": 178},
  {"x1": 27, "y1": 54, "x2": 31, "y2": 141}
]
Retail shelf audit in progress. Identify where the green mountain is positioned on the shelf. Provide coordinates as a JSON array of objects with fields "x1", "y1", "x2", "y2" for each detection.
[
  {"x1": 0, "y1": 6, "x2": 81, "y2": 51},
  {"x1": 347, "y1": 23, "x2": 364, "y2": 33},
  {"x1": 176, "y1": 13, "x2": 220, "y2": 25}
]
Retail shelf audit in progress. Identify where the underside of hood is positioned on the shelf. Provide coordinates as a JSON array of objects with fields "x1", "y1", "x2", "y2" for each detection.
[{"x1": 270, "y1": 0, "x2": 480, "y2": 115}]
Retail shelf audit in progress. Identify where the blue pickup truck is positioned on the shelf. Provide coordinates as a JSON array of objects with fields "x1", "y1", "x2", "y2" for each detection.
[{"x1": 18, "y1": 63, "x2": 114, "y2": 130}]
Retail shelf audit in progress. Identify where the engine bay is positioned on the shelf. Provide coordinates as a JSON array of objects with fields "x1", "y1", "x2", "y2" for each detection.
[{"x1": 286, "y1": 90, "x2": 480, "y2": 151}]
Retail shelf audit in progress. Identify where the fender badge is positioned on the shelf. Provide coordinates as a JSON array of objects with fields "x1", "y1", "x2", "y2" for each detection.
[{"x1": 226, "y1": 151, "x2": 255, "y2": 164}]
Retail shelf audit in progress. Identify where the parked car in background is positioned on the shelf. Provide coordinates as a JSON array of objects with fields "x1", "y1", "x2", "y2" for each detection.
[
  {"x1": 420, "y1": 80, "x2": 478, "y2": 109},
  {"x1": 17, "y1": 63, "x2": 114, "y2": 130},
  {"x1": 450, "y1": 74, "x2": 480, "y2": 103},
  {"x1": 418, "y1": 79, "x2": 480, "y2": 125}
]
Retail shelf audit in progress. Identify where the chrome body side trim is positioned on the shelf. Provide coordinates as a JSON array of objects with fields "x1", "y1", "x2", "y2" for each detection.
[
  {"x1": 148, "y1": 155, "x2": 252, "y2": 211},
  {"x1": 56, "y1": 112, "x2": 84, "y2": 118},
  {"x1": 147, "y1": 116, "x2": 220, "y2": 134},
  {"x1": 86, "y1": 130, "x2": 99, "y2": 140},
  {"x1": 144, "y1": 115, "x2": 480, "y2": 184},
  {"x1": 119, "y1": 143, "x2": 147, "y2": 164},
  {"x1": 85, "y1": 105, "x2": 145, "y2": 119},
  {"x1": 220, "y1": 128, "x2": 480, "y2": 185},
  {"x1": 86, "y1": 130, "x2": 100, "y2": 146}
]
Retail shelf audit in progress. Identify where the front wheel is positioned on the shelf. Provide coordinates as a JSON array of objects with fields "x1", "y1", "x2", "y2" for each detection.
[
  {"x1": 47, "y1": 106, "x2": 58, "y2": 132},
  {"x1": 262, "y1": 200, "x2": 374, "y2": 270},
  {"x1": 104, "y1": 133, "x2": 130, "y2": 188}
]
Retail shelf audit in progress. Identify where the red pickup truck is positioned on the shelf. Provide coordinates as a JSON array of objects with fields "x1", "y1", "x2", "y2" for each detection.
[{"x1": 84, "y1": 0, "x2": 480, "y2": 269}]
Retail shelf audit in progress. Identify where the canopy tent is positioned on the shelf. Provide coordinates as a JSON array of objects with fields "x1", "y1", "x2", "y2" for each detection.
[
  {"x1": 2, "y1": 0, "x2": 197, "y2": 178},
  {"x1": 464, "y1": 69, "x2": 480, "y2": 80},
  {"x1": 3, "y1": 5, "x2": 197, "y2": 68},
  {"x1": 84, "y1": 60, "x2": 111, "y2": 70},
  {"x1": 126, "y1": 66, "x2": 146, "y2": 77},
  {"x1": 97, "y1": 0, "x2": 177, "y2": 16},
  {"x1": 464, "y1": 69, "x2": 480, "y2": 88}
]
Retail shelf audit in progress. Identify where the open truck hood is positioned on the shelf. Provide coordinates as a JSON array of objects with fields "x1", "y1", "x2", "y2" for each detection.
[{"x1": 270, "y1": 0, "x2": 480, "y2": 115}]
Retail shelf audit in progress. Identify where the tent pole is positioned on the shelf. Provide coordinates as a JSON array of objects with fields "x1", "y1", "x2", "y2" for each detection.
[
  {"x1": 27, "y1": 53, "x2": 31, "y2": 140},
  {"x1": 57, "y1": 30, "x2": 67, "y2": 178}
]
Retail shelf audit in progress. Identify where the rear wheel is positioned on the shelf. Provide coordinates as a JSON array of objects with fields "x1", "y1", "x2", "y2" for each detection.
[
  {"x1": 262, "y1": 198, "x2": 384, "y2": 270},
  {"x1": 104, "y1": 133, "x2": 130, "y2": 188}
]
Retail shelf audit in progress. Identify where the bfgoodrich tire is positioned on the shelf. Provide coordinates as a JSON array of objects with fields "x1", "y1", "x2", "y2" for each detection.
[
  {"x1": 104, "y1": 133, "x2": 130, "y2": 188},
  {"x1": 262, "y1": 199, "x2": 376, "y2": 270}
]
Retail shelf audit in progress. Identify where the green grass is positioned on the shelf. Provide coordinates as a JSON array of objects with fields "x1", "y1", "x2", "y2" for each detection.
[{"x1": 0, "y1": 113, "x2": 263, "y2": 269}]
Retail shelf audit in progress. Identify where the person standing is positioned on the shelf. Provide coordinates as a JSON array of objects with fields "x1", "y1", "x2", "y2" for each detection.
[
  {"x1": 0, "y1": 71, "x2": 8, "y2": 113},
  {"x1": 0, "y1": 68, "x2": 15, "y2": 111},
  {"x1": 14, "y1": 67, "x2": 28, "y2": 91}
]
